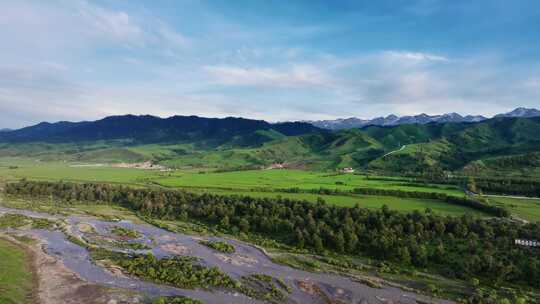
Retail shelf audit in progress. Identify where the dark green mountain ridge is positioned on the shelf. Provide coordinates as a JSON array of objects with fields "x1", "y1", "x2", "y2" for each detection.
[
  {"x1": 0, "y1": 114, "x2": 321, "y2": 146},
  {"x1": 1, "y1": 115, "x2": 540, "y2": 175}
]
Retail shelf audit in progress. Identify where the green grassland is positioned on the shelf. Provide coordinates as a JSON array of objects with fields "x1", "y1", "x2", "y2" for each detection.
[
  {"x1": 0, "y1": 237, "x2": 35, "y2": 304},
  {"x1": 3, "y1": 156, "x2": 540, "y2": 220},
  {"x1": 0, "y1": 157, "x2": 462, "y2": 195},
  {"x1": 0, "y1": 157, "x2": 495, "y2": 218},
  {"x1": 461, "y1": 152, "x2": 540, "y2": 178},
  {"x1": 155, "y1": 169, "x2": 464, "y2": 195},
  {"x1": 489, "y1": 196, "x2": 540, "y2": 222},
  {"x1": 0, "y1": 157, "x2": 164, "y2": 184}
]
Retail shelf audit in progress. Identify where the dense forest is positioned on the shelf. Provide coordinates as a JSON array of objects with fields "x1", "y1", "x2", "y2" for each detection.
[{"x1": 5, "y1": 180, "x2": 540, "y2": 291}]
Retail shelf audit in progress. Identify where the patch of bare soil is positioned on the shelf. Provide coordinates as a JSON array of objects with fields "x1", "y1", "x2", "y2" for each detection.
[
  {"x1": 296, "y1": 279, "x2": 346, "y2": 304},
  {"x1": 77, "y1": 223, "x2": 96, "y2": 234},
  {"x1": 94, "y1": 259, "x2": 129, "y2": 278},
  {"x1": 111, "y1": 161, "x2": 167, "y2": 171},
  {"x1": 157, "y1": 235, "x2": 176, "y2": 242},
  {"x1": 4, "y1": 233, "x2": 142, "y2": 304},
  {"x1": 215, "y1": 253, "x2": 258, "y2": 267},
  {"x1": 160, "y1": 243, "x2": 191, "y2": 255},
  {"x1": 297, "y1": 279, "x2": 320, "y2": 296}
]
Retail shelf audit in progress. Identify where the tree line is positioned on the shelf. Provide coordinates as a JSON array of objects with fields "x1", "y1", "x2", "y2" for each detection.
[
  {"x1": 276, "y1": 186, "x2": 510, "y2": 217},
  {"x1": 5, "y1": 180, "x2": 540, "y2": 290},
  {"x1": 374, "y1": 174, "x2": 540, "y2": 198},
  {"x1": 454, "y1": 176, "x2": 539, "y2": 198}
]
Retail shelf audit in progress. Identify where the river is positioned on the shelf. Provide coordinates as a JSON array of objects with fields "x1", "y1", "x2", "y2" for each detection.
[{"x1": 0, "y1": 206, "x2": 453, "y2": 304}]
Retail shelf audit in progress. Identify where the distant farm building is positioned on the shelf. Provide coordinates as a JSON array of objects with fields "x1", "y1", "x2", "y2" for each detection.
[
  {"x1": 267, "y1": 163, "x2": 285, "y2": 170},
  {"x1": 515, "y1": 239, "x2": 540, "y2": 248},
  {"x1": 340, "y1": 167, "x2": 355, "y2": 173}
]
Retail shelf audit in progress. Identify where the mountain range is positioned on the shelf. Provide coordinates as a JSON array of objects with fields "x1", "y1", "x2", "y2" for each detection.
[
  {"x1": 1, "y1": 111, "x2": 540, "y2": 175},
  {"x1": 307, "y1": 107, "x2": 540, "y2": 130},
  {"x1": 0, "y1": 115, "x2": 320, "y2": 146}
]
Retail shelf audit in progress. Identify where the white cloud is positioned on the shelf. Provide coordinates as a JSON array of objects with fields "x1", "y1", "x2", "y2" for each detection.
[
  {"x1": 76, "y1": 1, "x2": 143, "y2": 43},
  {"x1": 0, "y1": 1, "x2": 538, "y2": 127},
  {"x1": 524, "y1": 78, "x2": 540, "y2": 88},
  {"x1": 155, "y1": 23, "x2": 190, "y2": 48},
  {"x1": 203, "y1": 64, "x2": 334, "y2": 88},
  {"x1": 40, "y1": 62, "x2": 70, "y2": 72},
  {"x1": 382, "y1": 51, "x2": 449, "y2": 63},
  {"x1": 0, "y1": 0, "x2": 190, "y2": 60}
]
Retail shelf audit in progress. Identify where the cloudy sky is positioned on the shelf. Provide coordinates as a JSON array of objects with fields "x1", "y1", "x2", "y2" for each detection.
[{"x1": 1, "y1": 0, "x2": 540, "y2": 128}]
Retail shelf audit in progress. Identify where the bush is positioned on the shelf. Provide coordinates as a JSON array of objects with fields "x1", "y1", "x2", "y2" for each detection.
[{"x1": 199, "y1": 240, "x2": 235, "y2": 253}]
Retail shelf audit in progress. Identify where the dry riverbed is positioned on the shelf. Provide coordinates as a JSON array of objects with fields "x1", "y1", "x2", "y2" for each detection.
[{"x1": 0, "y1": 204, "x2": 454, "y2": 304}]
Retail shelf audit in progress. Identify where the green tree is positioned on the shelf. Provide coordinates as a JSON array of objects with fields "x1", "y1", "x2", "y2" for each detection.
[{"x1": 313, "y1": 233, "x2": 324, "y2": 253}]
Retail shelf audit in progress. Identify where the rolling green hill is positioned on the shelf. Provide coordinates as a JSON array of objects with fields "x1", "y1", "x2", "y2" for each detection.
[
  {"x1": 243, "y1": 116, "x2": 540, "y2": 173},
  {"x1": 1, "y1": 116, "x2": 540, "y2": 175}
]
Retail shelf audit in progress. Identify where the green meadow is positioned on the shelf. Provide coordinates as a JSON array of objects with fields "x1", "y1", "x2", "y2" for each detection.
[
  {"x1": 0, "y1": 157, "x2": 163, "y2": 185},
  {"x1": 490, "y1": 196, "x2": 540, "y2": 222},
  {"x1": 0, "y1": 237, "x2": 35, "y2": 304},
  {"x1": 155, "y1": 169, "x2": 463, "y2": 195},
  {"x1": 0, "y1": 156, "x2": 520, "y2": 219}
]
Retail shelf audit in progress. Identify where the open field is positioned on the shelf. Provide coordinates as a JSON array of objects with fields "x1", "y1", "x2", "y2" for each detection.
[
  {"x1": 155, "y1": 169, "x2": 464, "y2": 195},
  {"x1": 0, "y1": 157, "x2": 463, "y2": 195},
  {"x1": 0, "y1": 237, "x2": 35, "y2": 304},
  {"x1": 0, "y1": 157, "x2": 164, "y2": 185},
  {"x1": 489, "y1": 196, "x2": 540, "y2": 222},
  {"x1": 1, "y1": 157, "x2": 462, "y2": 194},
  {"x1": 2, "y1": 157, "x2": 535, "y2": 219}
]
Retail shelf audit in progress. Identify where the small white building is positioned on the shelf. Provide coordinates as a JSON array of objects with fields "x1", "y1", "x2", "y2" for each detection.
[
  {"x1": 515, "y1": 239, "x2": 540, "y2": 247},
  {"x1": 267, "y1": 163, "x2": 285, "y2": 170},
  {"x1": 341, "y1": 167, "x2": 355, "y2": 173}
]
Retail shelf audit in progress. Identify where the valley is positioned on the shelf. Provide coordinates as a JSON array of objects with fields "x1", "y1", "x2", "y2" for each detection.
[
  {"x1": 0, "y1": 114, "x2": 539, "y2": 304},
  {"x1": 3, "y1": 1, "x2": 540, "y2": 302}
]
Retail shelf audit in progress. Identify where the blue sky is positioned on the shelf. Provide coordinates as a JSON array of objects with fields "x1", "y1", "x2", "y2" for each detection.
[{"x1": 1, "y1": 0, "x2": 540, "y2": 128}]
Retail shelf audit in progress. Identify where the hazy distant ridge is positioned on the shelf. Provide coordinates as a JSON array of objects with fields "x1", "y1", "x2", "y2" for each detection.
[
  {"x1": 0, "y1": 115, "x2": 320, "y2": 144},
  {"x1": 307, "y1": 107, "x2": 539, "y2": 130}
]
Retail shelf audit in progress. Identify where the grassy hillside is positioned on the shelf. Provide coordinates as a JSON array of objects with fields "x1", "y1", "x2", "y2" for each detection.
[
  {"x1": 366, "y1": 117, "x2": 540, "y2": 174},
  {"x1": 1, "y1": 117, "x2": 539, "y2": 176},
  {"x1": 461, "y1": 152, "x2": 540, "y2": 178}
]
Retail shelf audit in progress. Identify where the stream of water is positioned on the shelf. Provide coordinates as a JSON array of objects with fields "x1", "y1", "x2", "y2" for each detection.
[{"x1": 0, "y1": 206, "x2": 453, "y2": 304}]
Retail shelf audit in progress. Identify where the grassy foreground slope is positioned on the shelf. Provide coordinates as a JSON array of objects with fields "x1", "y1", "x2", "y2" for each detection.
[{"x1": 0, "y1": 237, "x2": 35, "y2": 304}]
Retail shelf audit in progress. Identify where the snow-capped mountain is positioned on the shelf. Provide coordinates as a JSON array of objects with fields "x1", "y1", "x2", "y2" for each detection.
[
  {"x1": 494, "y1": 107, "x2": 540, "y2": 118},
  {"x1": 307, "y1": 108, "x2": 539, "y2": 130}
]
